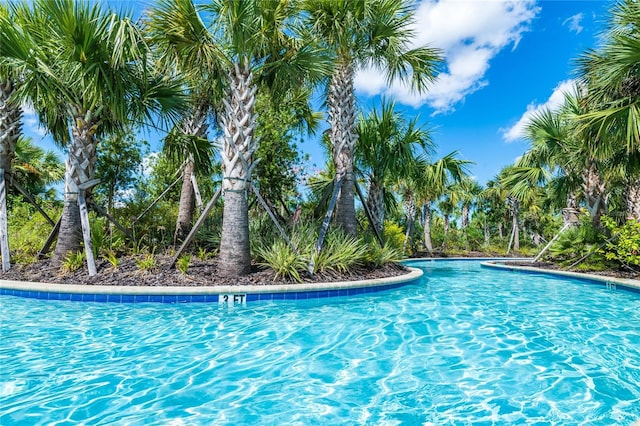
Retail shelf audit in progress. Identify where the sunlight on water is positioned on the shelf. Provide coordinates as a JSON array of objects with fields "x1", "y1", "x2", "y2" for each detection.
[{"x1": 1, "y1": 261, "x2": 639, "y2": 425}]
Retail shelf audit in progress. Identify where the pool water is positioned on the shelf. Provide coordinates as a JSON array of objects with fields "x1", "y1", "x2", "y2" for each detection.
[{"x1": 1, "y1": 260, "x2": 639, "y2": 425}]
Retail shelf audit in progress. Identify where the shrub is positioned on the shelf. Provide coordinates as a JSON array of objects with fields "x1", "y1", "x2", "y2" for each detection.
[
  {"x1": 382, "y1": 221, "x2": 405, "y2": 252},
  {"x1": 547, "y1": 220, "x2": 606, "y2": 266},
  {"x1": 176, "y1": 254, "x2": 191, "y2": 275},
  {"x1": 61, "y1": 251, "x2": 85, "y2": 273},
  {"x1": 601, "y1": 216, "x2": 640, "y2": 269},
  {"x1": 313, "y1": 230, "x2": 367, "y2": 274},
  {"x1": 255, "y1": 240, "x2": 306, "y2": 282},
  {"x1": 136, "y1": 254, "x2": 157, "y2": 272}
]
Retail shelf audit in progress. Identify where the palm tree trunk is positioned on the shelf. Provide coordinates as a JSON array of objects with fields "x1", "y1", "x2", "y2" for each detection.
[
  {"x1": 582, "y1": 161, "x2": 607, "y2": 226},
  {"x1": 402, "y1": 193, "x2": 416, "y2": 255},
  {"x1": 328, "y1": 61, "x2": 357, "y2": 236},
  {"x1": 483, "y1": 216, "x2": 490, "y2": 246},
  {"x1": 174, "y1": 105, "x2": 209, "y2": 244},
  {"x1": 52, "y1": 113, "x2": 98, "y2": 266},
  {"x1": 366, "y1": 177, "x2": 385, "y2": 235},
  {"x1": 461, "y1": 204, "x2": 470, "y2": 228},
  {"x1": 1, "y1": 79, "x2": 22, "y2": 271},
  {"x1": 624, "y1": 178, "x2": 640, "y2": 221},
  {"x1": 174, "y1": 157, "x2": 196, "y2": 244},
  {"x1": 218, "y1": 62, "x2": 257, "y2": 276},
  {"x1": 509, "y1": 197, "x2": 520, "y2": 252},
  {"x1": 498, "y1": 222, "x2": 504, "y2": 239},
  {"x1": 423, "y1": 201, "x2": 433, "y2": 253}
]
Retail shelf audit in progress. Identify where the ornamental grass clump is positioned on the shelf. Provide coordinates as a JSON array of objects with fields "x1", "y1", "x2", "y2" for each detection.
[
  {"x1": 312, "y1": 230, "x2": 368, "y2": 275},
  {"x1": 255, "y1": 240, "x2": 306, "y2": 282}
]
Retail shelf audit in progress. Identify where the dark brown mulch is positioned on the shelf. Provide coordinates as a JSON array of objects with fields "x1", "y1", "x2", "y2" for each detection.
[
  {"x1": 0, "y1": 255, "x2": 410, "y2": 287},
  {"x1": 500, "y1": 260, "x2": 639, "y2": 281}
]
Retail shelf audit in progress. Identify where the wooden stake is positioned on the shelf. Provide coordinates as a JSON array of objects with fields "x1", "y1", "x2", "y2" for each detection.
[
  {"x1": 78, "y1": 190, "x2": 97, "y2": 276},
  {"x1": 250, "y1": 183, "x2": 298, "y2": 255},
  {"x1": 38, "y1": 217, "x2": 61, "y2": 259},
  {"x1": 10, "y1": 178, "x2": 56, "y2": 227},
  {"x1": 191, "y1": 173, "x2": 203, "y2": 214},
  {"x1": 0, "y1": 169, "x2": 10, "y2": 271},
  {"x1": 167, "y1": 186, "x2": 222, "y2": 269},
  {"x1": 307, "y1": 176, "x2": 343, "y2": 276},
  {"x1": 354, "y1": 180, "x2": 384, "y2": 248}
]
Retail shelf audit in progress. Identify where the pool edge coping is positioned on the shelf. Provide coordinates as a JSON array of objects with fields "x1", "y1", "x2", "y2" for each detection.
[
  {"x1": 0, "y1": 267, "x2": 423, "y2": 295},
  {"x1": 481, "y1": 260, "x2": 640, "y2": 291}
]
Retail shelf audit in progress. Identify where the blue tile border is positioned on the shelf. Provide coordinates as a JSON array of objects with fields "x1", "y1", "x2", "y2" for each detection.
[{"x1": 0, "y1": 268, "x2": 423, "y2": 304}]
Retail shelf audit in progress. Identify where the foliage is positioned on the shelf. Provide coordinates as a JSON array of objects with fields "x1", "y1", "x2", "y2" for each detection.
[
  {"x1": 7, "y1": 198, "x2": 60, "y2": 265},
  {"x1": 312, "y1": 230, "x2": 368, "y2": 274},
  {"x1": 547, "y1": 220, "x2": 607, "y2": 265},
  {"x1": 95, "y1": 130, "x2": 149, "y2": 213},
  {"x1": 366, "y1": 242, "x2": 403, "y2": 267},
  {"x1": 136, "y1": 254, "x2": 157, "y2": 273},
  {"x1": 102, "y1": 250, "x2": 119, "y2": 270},
  {"x1": 601, "y1": 216, "x2": 640, "y2": 268},
  {"x1": 176, "y1": 254, "x2": 191, "y2": 275},
  {"x1": 255, "y1": 240, "x2": 305, "y2": 282},
  {"x1": 61, "y1": 251, "x2": 85, "y2": 273},
  {"x1": 382, "y1": 221, "x2": 406, "y2": 252}
]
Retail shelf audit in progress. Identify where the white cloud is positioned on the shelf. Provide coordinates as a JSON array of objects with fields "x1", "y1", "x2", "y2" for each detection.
[
  {"x1": 501, "y1": 79, "x2": 577, "y2": 142},
  {"x1": 22, "y1": 104, "x2": 47, "y2": 137},
  {"x1": 563, "y1": 13, "x2": 583, "y2": 34},
  {"x1": 141, "y1": 152, "x2": 160, "y2": 176},
  {"x1": 355, "y1": 0, "x2": 540, "y2": 113}
]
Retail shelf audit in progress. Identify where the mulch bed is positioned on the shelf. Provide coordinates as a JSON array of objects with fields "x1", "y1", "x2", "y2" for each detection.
[
  {"x1": 2, "y1": 253, "x2": 636, "y2": 287},
  {"x1": 0, "y1": 255, "x2": 409, "y2": 287}
]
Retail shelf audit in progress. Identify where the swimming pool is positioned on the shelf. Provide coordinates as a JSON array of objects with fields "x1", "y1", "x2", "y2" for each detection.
[{"x1": 1, "y1": 260, "x2": 639, "y2": 424}]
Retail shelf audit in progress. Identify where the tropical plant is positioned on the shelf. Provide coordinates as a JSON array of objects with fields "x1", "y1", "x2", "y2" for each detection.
[
  {"x1": 145, "y1": 0, "x2": 221, "y2": 244},
  {"x1": 176, "y1": 254, "x2": 191, "y2": 274},
  {"x1": 303, "y1": 0, "x2": 442, "y2": 235},
  {"x1": 2, "y1": 0, "x2": 185, "y2": 272},
  {"x1": 61, "y1": 251, "x2": 85, "y2": 273},
  {"x1": 403, "y1": 152, "x2": 470, "y2": 253},
  {"x1": 136, "y1": 253, "x2": 157, "y2": 273},
  {"x1": 355, "y1": 98, "x2": 433, "y2": 234},
  {"x1": 601, "y1": 215, "x2": 640, "y2": 270},
  {"x1": 154, "y1": 0, "x2": 328, "y2": 277}
]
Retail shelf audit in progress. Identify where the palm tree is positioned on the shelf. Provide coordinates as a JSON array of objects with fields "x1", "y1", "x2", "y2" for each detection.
[
  {"x1": 454, "y1": 177, "x2": 482, "y2": 229},
  {"x1": 0, "y1": 4, "x2": 27, "y2": 270},
  {"x1": 11, "y1": 136, "x2": 64, "y2": 197},
  {"x1": 578, "y1": 0, "x2": 640, "y2": 155},
  {"x1": 355, "y1": 98, "x2": 433, "y2": 234},
  {"x1": 145, "y1": 0, "x2": 222, "y2": 244},
  {"x1": 3, "y1": 0, "x2": 185, "y2": 270},
  {"x1": 200, "y1": 0, "x2": 328, "y2": 276},
  {"x1": 303, "y1": 0, "x2": 442, "y2": 235},
  {"x1": 400, "y1": 152, "x2": 470, "y2": 253}
]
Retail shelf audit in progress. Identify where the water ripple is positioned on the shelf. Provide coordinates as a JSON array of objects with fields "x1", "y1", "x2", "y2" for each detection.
[{"x1": 2, "y1": 261, "x2": 640, "y2": 425}]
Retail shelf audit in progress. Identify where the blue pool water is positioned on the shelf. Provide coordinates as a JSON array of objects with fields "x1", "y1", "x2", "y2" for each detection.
[{"x1": 1, "y1": 260, "x2": 639, "y2": 425}]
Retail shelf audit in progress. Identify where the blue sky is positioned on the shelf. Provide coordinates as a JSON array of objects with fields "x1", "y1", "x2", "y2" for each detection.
[{"x1": 22, "y1": 0, "x2": 615, "y2": 187}]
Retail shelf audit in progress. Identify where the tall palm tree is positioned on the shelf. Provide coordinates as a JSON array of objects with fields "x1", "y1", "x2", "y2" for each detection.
[
  {"x1": 201, "y1": 0, "x2": 328, "y2": 276},
  {"x1": 400, "y1": 152, "x2": 470, "y2": 253},
  {"x1": 578, "y1": 0, "x2": 640, "y2": 155},
  {"x1": 11, "y1": 136, "x2": 64, "y2": 197},
  {"x1": 303, "y1": 0, "x2": 442, "y2": 235},
  {"x1": 0, "y1": 4, "x2": 27, "y2": 270},
  {"x1": 355, "y1": 98, "x2": 433, "y2": 234},
  {"x1": 145, "y1": 0, "x2": 222, "y2": 244},
  {"x1": 454, "y1": 177, "x2": 482, "y2": 229},
  {"x1": 3, "y1": 0, "x2": 185, "y2": 268}
]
